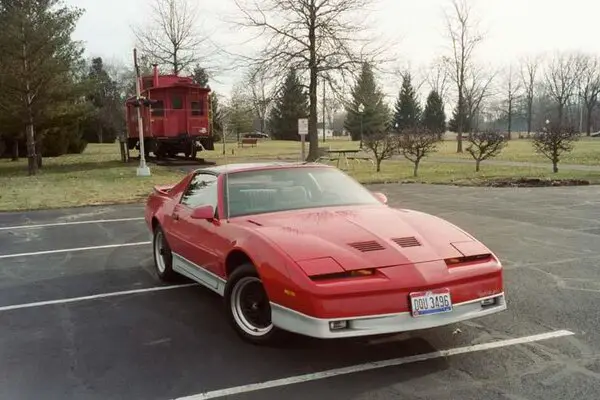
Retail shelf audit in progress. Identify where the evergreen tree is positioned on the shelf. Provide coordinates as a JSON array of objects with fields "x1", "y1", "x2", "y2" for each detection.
[
  {"x1": 192, "y1": 65, "x2": 209, "y2": 87},
  {"x1": 84, "y1": 57, "x2": 123, "y2": 144},
  {"x1": 0, "y1": 0, "x2": 87, "y2": 174},
  {"x1": 344, "y1": 62, "x2": 390, "y2": 141},
  {"x1": 393, "y1": 73, "x2": 421, "y2": 130},
  {"x1": 209, "y1": 92, "x2": 223, "y2": 140},
  {"x1": 268, "y1": 69, "x2": 309, "y2": 141},
  {"x1": 448, "y1": 99, "x2": 471, "y2": 133},
  {"x1": 422, "y1": 90, "x2": 446, "y2": 137}
]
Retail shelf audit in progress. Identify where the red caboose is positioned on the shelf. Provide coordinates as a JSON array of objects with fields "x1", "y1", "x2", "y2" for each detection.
[{"x1": 125, "y1": 65, "x2": 215, "y2": 159}]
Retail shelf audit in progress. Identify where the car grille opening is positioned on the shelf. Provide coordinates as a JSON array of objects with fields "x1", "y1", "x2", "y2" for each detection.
[
  {"x1": 348, "y1": 240, "x2": 385, "y2": 252},
  {"x1": 391, "y1": 236, "x2": 421, "y2": 247}
]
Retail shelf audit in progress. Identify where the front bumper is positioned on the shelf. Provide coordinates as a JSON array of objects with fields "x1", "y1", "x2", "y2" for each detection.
[{"x1": 270, "y1": 293, "x2": 506, "y2": 339}]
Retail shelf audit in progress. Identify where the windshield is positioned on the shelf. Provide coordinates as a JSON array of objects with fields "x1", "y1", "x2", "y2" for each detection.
[{"x1": 224, "y1": 166, "x2": 381, "y2": 217}]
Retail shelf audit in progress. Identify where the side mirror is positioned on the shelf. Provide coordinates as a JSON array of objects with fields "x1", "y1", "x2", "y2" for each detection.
[
  {"x1": 372, "y1": 191, "x2": 388, "y2": 204},
  {"x1": 190, "y1": 205, "x2": 215, "y2": 220}
]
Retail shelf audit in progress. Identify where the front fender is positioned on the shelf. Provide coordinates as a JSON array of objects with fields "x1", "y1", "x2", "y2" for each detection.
[{"x1": 231, "y1": 231, "x2": 317, "y2": 313}]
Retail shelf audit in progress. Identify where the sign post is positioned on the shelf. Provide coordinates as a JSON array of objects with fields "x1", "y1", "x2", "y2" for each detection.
[{"x1": 298, "y1": 118, "x2": 308, "y2": 161}]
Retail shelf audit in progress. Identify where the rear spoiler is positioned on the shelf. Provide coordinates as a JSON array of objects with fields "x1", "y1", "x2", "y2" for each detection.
[{"x1": 153, "y1": 184, "x2": 175, "y2": 196}]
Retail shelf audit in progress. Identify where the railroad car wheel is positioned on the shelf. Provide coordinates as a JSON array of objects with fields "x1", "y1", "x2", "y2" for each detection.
[
  {"x1": 224, "y1": 263, "x2": 287, "y2": 346},
  {"x1": 153, "y1": 225, "x2": 176, "y2": 281}
]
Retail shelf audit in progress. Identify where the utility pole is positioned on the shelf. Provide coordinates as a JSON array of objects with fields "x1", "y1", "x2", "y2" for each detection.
[{"x1": 134, "y1": 48, "x2": 151, "y2": 176}]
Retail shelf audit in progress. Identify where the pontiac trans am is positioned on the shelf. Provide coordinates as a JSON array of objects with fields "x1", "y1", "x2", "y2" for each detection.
[{"x1": 145, "y1": 162, "x2": 506, "y2": 345}]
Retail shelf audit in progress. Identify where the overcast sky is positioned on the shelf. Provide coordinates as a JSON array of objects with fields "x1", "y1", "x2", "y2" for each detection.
[{"x1": 66, "y1": 0, "x2": 600, "y2": 100}]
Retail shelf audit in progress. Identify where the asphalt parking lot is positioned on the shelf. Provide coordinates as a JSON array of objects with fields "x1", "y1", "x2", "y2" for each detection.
[{"x1": 1, "y1": 183, "x2": 600, "y2": 400}]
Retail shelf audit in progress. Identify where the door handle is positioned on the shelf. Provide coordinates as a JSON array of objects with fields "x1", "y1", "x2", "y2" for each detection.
[{"x1": 172, "y1": 213, "x2": 180, "y2": 221}]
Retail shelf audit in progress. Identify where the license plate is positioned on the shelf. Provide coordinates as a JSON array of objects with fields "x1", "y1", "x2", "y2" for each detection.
[{"x1": 409, "y1": 289, "x2": 453, "y2": 317}]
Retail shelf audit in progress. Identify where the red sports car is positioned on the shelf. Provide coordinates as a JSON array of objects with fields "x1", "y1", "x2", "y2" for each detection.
[{"x1": 145, "y1": 162, "x2": 506, "y2": 345}]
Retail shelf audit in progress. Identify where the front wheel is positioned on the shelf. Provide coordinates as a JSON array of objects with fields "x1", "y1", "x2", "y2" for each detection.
[
  {"x1": 153, "y1": 225, "x2": 177, "y2": 282},
  {"x1": 224, "y1": 263, "x2": 286, "y2": 345}
]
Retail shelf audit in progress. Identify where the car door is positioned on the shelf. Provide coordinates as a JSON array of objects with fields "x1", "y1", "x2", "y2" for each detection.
[{"x1": 169, "y1": 172, "x2": 226, "y2": 284}]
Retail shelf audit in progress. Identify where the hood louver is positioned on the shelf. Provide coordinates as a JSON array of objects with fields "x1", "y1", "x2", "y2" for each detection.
[
  {"x1": 348, "y1": 240, "x2": 385, "y2": 252},
  {"x1": 392, "y1": 236, "x2": 421, "y2": 248}
]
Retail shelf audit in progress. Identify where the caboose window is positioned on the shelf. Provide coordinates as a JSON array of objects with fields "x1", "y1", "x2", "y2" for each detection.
[
  {"x1": 151, "y1": 100, "x2": 165, "y2": 117},
  {"x1": 172, "y1": 96, "x2": 183, "y2": 109},
  {"x1": 191, "y1": 101, "x2": 203, "y2": 116}
]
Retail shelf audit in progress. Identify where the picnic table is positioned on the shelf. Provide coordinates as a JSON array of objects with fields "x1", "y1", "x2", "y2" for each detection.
[{"x1": 316, "y1": 149, "x2": 373, "y2": 169}]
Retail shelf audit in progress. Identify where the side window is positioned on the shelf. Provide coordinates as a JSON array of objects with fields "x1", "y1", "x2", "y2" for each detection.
[
  {"x1": 180, "y1": 173, "x2": 218, "y2": 209},
  {"x1": 172, "y1": 96, "x2": 183, "y2": 110},
  {"x1": 151, "y1": 100, "x2": 165, "y2": 117},
  {"x1": 191, "y1": 101, "x2": 203, "y2": 116}
]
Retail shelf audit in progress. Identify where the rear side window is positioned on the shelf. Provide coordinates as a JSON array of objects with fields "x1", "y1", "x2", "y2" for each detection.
[{"x1": 181, "y1": 173, "x2": 218, "y2": 209}]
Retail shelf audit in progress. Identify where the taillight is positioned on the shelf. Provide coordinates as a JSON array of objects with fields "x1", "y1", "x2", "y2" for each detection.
[{"x1": 445, "y1": 254, "x2": 492, "y2": 267}]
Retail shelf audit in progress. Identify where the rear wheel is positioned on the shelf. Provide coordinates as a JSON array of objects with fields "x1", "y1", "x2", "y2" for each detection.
[
  {"x1": 224, "y1": 263, "x2": 286, "y2": 345},
  {"x1": 153, "y1": 225, "x2": 176, "y2": 281}
]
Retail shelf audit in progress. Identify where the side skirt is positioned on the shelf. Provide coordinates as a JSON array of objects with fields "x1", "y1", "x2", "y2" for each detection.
[{"x1": 172, "y1": 252, "x2": 226, "y2": 296}]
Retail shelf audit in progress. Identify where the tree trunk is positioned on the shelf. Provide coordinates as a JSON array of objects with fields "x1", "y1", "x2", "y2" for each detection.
[
  {"x1": 457, "y1": 91, "x2": 463, "y2": 153},
  {"x1": 26, "y1": 121, "x2": 37, "y2": 176},
  {"x1": 586, "y1": 105, "x2": 593, "y2": 136},
  {"x1": 475, "y1": 159, "x2": 481, "y2": 172},
  {"x1": 557, "y1": 103, "x2": 564, "y2": 128},
  {"x1": 11, "y1": 139, "x2": 19, "y2": 161},
  {"x1": 376, "y1": 158, "x2": 382, "y2": 172},
  {"x1": 413, "y1": 161, "x2": 419, "y2": 177},
  {"x1": 507, "y1": 97, "x2": 512, "y2": 140},
  {"x1": 526, "y1": 97, "x2": 533, "y2": 136},
  {"x1": 553, "y1": 161, "x2": 558, "y2": 173},
  {"x1": 306, "y1": 9, "x2": 319, "y2": 162}
]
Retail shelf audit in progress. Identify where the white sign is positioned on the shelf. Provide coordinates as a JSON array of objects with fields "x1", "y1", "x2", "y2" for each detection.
[{"x1": 298, "y1": 118, "x2": 308, "y2": 136}]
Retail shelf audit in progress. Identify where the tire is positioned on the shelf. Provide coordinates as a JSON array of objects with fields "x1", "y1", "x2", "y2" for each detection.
[
  {"x1": 224, "y1": 263, "x2": 286, "y2": 346},
  {"x1": 153, "y1": 225, "x2": 177, "y2": 282}
]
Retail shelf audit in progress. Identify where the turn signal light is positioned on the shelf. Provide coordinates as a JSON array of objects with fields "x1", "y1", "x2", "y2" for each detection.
[
  {"x1": 349, "y1": 269, "x2": 374, "y2": 276},
  {"x1": 329, "y1": 320, "x2": 348, "y2": 330},
  {"x1": 311, "y1": 268, "x2": 376, "y2": 281},
  {"x1": 445, "y1": 254, "x2": 492, "y2": 267}
]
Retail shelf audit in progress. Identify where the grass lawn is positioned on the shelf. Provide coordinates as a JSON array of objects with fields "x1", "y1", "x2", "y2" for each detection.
[
  {"x1": 1, "y1": 139, "x2": 599, "y2": 212},
  {"x1": 207, "y1": 135, "x2": 600, "y2": 166},
  {"x1": 432, "y1": 136, "x2": 600, "y2": 165},
  {"x1": 0, "y1": 144, "x2": 185, "y2": 212}
]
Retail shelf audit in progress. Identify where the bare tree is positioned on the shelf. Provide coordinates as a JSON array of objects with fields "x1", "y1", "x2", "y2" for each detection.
[
  {"x1": 502, "y1": 64, "x2": 522, "y2": 139},
  {"x1": 466, "y1": 131, "x2": 507, "y2": 172},
  {"x1": 579, "y1": 54, "x2": 600, "y2": 136},
  {"x1": 532, "y1": 123, "x2": 579, "y2": 173},
  {"x1": 426, "y1": 56, "x2": 450, "y2": 105},
  {"x1": 397, "y1": 128, "x2": 441, "y2": 177},
  {"x1": 464, "y1": 66, "x2": 496, "y2": 133},
  {"x1": 363, "y1": 132, "x2": 399, "y2": 172},
  {"x1": 443, "y1": 0, "x2": 484, "y2": 153},
  {"x1": 233, "y1": 0, "x2": 389, "y2": 161},
  {"x1": 520, "y1": 54, "x2": 540, "y2": 136},
  {"x1": 544, "y1": 51, "x2": 584, "y2": 127},
  {"x1": 245, "y1": 65, "x2": 273, "y2": 134},
  {"x1": 133, "y1": 0, "x2": 210, "y2": 75}
]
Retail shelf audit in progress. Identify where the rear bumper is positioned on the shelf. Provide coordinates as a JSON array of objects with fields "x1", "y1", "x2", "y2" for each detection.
[{"x1": 271, "y1": 293, "x2": 506, "y2": 339}]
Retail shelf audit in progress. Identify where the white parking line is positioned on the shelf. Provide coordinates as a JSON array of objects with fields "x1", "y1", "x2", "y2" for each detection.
[
  {"x1": 176, "y1": 329, "x2": 575, "y2": 400},
  {"x1": 0, "y1": 241, "x2": 151, "y2": 260},
  {"x1": 0, "y1": 217, "x2": 145, "y2": 231},
  {"x1": 0, "y1": 283, "x2": 198, "y2": 312}
]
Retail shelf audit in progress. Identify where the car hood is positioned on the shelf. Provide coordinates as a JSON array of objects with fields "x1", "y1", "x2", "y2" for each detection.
[{"x1": 245, "y1": 205, "x2": 489, "y2": 273}]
